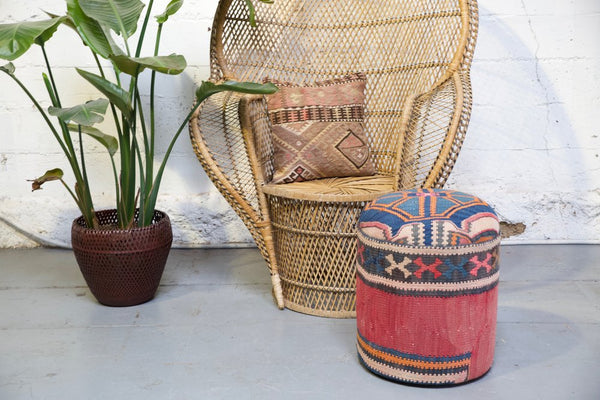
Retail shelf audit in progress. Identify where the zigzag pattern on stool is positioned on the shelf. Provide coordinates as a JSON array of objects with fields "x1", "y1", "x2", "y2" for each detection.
[{"x1": 359, "y1": 189, "x2": 499, "y2": 246}]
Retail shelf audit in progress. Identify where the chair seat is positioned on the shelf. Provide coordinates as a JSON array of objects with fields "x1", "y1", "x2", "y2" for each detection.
[{"x1": 261, "y1": 175, "x2": 396, "y2": 202}]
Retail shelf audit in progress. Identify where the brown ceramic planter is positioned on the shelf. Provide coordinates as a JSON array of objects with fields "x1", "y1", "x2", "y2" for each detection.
[{"x1": 71, "y1": 209, "x2": 172, "y2": 307}]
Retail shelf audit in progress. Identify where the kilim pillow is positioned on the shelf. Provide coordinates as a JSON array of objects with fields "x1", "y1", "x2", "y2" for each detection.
[{"x1": 264, "y1": 73, "x2": 376, "y2": 184}]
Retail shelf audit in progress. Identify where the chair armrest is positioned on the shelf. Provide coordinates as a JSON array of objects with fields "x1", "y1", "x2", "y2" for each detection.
[
  {"x1": 189, "y1": 87, "x2": 285, "y2": 308},
  {"x1": 395, "y1": 71, "x2": 473, "y2": 189},
  {"x1": 189, "y1": 89, "x2": 265, "y2": 222}
]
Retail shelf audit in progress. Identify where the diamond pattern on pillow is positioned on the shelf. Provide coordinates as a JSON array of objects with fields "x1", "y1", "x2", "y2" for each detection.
[{"x1": 265, "y1": 73, "x2": 376, "y2": 184}]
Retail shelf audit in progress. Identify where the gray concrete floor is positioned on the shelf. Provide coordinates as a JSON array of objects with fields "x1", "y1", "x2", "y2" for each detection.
[{"x1": 0, "y1": 245, "x2": 598, "y2": 399}]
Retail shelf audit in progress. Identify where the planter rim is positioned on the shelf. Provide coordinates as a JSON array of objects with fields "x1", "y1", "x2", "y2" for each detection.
[{"x1": 71, "y1": 208, "x2": 170, "y2": 236}]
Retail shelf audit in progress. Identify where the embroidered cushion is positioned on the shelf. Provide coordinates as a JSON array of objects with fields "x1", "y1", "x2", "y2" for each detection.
[{"x1": 264, "y1": 73, "x2": 376, "y2": 184}]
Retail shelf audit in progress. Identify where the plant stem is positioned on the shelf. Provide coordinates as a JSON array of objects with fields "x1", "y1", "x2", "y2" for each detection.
[
  {"x1": 92, "y1": 52, "x2": 124, "y2": 213},
  {"x1": 118, "y1": 116, "x2": 133, "y2": 227},
  {"x1": 134, "y1": 91, "x2": 151, "y2": 165},
  {"x1": 4, "y1": 71, "x2": 82, "y2": 189},
  {"x1": 60, "y1": 179, "x2": 79, "y2": 206},
  {"x1": 41, "y1": 45, "x2": 61, "y2": 107},
  {"x1": 40, "y1": 46, "x2": 75, "y2": 159},
  {"x1": 109, "y1": 155, "x2": 120, "y2": 217},
  {"x1": 143, "y1": 102, "x2": 202, "y2": 224},
  {"x1": 5, "y1": 72, "x2": 63, "y2": 154},
  {"x1": 92, "y1": 53, "x2": 128, "y2": 226},
  {"x1": 134, "y1": 91, "x2": 151, "y2": 225},
  {"x1": 78, "y1": 125, "x2": 90, "y2": 198},
  {"x1": 40, "y1": 57, "x2": 81, "y2": 187},
  {"x1": 124, "y1": 0, "x2": 156, "y2": 111},
  {"x1": 92, "y1": 52, "x2": 105, "y2": 78},
  {"x1": 132, "y1": 133, "x2": 146, "y2": 226},
  {"x1": 40, "y1": 53, "x2": 95, "y2": 227},
  {"x1": 121, "y1": 90, "x2": 138, "y2": 228},
  {"x1": 93, "y1": 52, "x2": 123, "y2": 139},
  {"x1": 148, "y1": 23, "x2": 163, "y2": 209},
  {"x1": 124, "y1": 0, "x2": 155, "y2": 158},
  {"x1": 135, "y1": 0, "x2": 155, "y2": 58}
]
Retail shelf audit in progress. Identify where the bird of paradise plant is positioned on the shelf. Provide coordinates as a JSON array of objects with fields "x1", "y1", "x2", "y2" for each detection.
[{"x1": 0, "y1": 0, "x2": 276, "y2": 229}]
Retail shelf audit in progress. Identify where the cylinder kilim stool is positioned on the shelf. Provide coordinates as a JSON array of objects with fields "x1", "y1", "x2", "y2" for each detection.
[{"x1": 355, "y1": 189, "x2": 501, "y2": 385}]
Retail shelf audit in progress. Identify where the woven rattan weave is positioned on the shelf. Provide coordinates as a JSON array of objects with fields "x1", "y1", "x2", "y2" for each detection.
[{"x1": 189, "y1": 0, "x2": 479, "y2": 316}]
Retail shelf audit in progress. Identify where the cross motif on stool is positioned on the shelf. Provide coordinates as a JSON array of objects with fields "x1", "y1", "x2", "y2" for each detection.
[
  {"x1": 442, "y1": 257, "x2": 469, "y2": 280},
  {"x1": 414, "y1": 257, "x2": 443, "y2": 279},
  {"x1": 470, "y1": 253, "x2": 493, "y2": 277},
  {"x1": 385, "y1": 254, "x2": 412, "y2": 277}
]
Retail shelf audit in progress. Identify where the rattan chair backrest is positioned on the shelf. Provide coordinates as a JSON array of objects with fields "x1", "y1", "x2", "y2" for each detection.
[{"x1": 209, "y1": 0, "x2": 476, "y2": 176}]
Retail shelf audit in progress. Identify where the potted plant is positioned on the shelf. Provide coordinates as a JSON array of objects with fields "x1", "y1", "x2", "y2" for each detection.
[{"x1": 0, "y1": 0, "x2": 277, "y2": 306}]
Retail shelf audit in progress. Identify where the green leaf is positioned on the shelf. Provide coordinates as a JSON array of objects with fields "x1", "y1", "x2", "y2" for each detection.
[
  {"x1": 155, "y1": 0, "x2": 184, "y2": 24},
  {"x1": 0, "y1": 62, "x2": 15, "y2": 74},
  {"x1": 67, "y1": 0, "x2": 114, "y2": 58},
  {"x1": 110, "y1": 54, "x2": 186, "y2": 76},
  {"x1": 76, "y1": 68, "x2": 132, "y2": 116},
  {"x1": 67, "y1": 123, "x2": 118, "y2": 155},
  {"x1": 44, "y1": 10, "x2": 77, "y2": 31},
  {"x1": 28, "y1": 168, "x2": 64, "y2": 191},
  {"x1": 35, "y1": 16, "x2": 67, "y2": 46},
  {"x1": 0, "y1": 18, "x2": 65, "y2": 61},
  {"x1": 78, "y1": 0, "x2": 145, "y2": 40},
  {"x1": 195, "y1": 80, "x2": 278, "y2": 104},
  {"x1": 48, "y1": 98, "x2": 109, "y2": 126},
  {"x1": 103, "y1": 26, "x2": 126, "y2": 56}
]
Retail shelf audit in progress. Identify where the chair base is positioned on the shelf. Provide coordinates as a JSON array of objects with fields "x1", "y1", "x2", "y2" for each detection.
[
  {"x1": 284, "y1": 299, "x2": 356, "y2": 319},
  {"x1": 265, "y1": 177, "x2": 398, "y2": 317}
]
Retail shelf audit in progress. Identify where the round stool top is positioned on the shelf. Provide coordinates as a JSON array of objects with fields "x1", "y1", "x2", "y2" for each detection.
[{"x1": 358, "y1": 189, "x2": 499, "y2": 247}]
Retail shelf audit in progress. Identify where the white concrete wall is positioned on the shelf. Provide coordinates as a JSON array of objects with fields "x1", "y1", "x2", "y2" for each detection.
[
  {"x1": 0, "y1": 0, "x2": 598, "y2": 248},
  {"x1": 447, "y1": 0, "x2": 600, "y2": 243}
]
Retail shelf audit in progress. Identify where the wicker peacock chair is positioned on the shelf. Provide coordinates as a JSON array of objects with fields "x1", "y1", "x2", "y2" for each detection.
[{"x1": 189, "y1": 0, "x2": 478, "y2": 317}]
